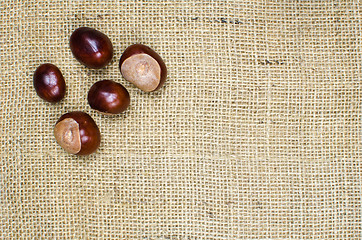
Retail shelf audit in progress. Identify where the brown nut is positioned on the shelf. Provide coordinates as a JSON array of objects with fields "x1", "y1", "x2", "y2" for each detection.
[
  {"x1": 33, "y1": 63, "x2": 66, "y2": 102},
  {"x1": 119, "y1": 44, "x2": 167, "y2": 92},
  {"x1": 54, "y1": 111, "x2": 101, "y2": 155},
  {"x1": 88, "y1": 80, "x2": 130, "y2": 114},
  {"x1": 70, "y1": 27, "x2": 113, "y2": 69}
]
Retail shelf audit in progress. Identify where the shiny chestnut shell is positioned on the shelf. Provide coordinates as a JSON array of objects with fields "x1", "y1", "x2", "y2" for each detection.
[
  {"x1": 54, "y1": 111, "x2": 101, "y2": 155},
  {"x1": 119, "y1": 44, "x2": 167, "y2": 92},
  {"x1": 70, "y1": 27, "x2": 113, "y2": 69},
  {"x1": 88, "y1": 80, "x2": 130, "y2": 114},
  {"x1": 33, "y1": 63, "x2": 66, "y2": 102}
]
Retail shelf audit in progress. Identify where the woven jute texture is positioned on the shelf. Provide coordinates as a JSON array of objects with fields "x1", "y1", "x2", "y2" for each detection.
[{"x1": 1, "y1": 0, "x2": 361, "y2": 239}]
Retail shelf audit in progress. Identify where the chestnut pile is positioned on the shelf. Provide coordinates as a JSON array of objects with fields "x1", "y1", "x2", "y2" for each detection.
[{"x1": 33, "y1": 27, "x2": 167, "y2": 155}]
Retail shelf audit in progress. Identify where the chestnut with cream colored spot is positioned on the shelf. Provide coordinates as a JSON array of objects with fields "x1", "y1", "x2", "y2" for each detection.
[
  {"x1": 119, "y1": 44, "x2": 167, "y2": 92},
  {"x1": 121, "y1": 54, "x2": 161, "y2": 92},
  {"x1": 54, "y1": 118, "x2": 81, "y2": 154},
  {"x1": 54, "y1": 111, "x2": 101, "y2": 155}
]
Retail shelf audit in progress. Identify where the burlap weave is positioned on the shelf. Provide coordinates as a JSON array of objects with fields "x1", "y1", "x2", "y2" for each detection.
[{"x1": 1, "y1": 0, "x2": 361, "y2": 239}]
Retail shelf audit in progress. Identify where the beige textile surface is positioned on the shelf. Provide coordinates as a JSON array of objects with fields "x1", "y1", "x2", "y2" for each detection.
[{"x1": 1, "y1": 0, "x2": 361, "y2": 239}]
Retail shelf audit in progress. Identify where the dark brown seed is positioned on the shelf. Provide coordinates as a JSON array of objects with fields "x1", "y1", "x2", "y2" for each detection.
[
  {"x1": 88, "y1": 80, "x2": 130, "y2": 114},
  {"x1": 70, "y1": 27, "x2": 113, "y2": 69},
  {"x1": 54, "y1": 111, "x2": 101, "y2": 155},
  {"x1": 119, "y1": 44, "x2": 167, "y2": 92},
  {"x1": 33, "y1": 63, "x2": 66, "y2": 102}
]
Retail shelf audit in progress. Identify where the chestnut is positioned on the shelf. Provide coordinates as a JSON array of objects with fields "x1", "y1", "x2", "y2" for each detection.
[
  {"x1": 119, "y1": 44, "x2": 167, "y2": 92},
  {"x1": 54, "y1": 111, "x2": 101, "y2": 155},
  {"x1": 70, "y1": 27, "x2": 113, "y2": 69},
  {"x1": 33, "y1": 63, "x2": 66, "y2": 102},
  {"x1": 88, "y1": 80, "x2": 130, "y2": 114}
]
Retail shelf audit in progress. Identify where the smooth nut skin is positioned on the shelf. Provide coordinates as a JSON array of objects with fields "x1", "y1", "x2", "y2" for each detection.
[
  {"x1": 70, "y1": 27, "x2": 113, "y2": 69},
  {"x1": 33, "y1": 63, "x2": 66, "y2": 102},
  {"x1": 88, "y1": 80, "x2": 130, "y2": 114},
  {"x1": 119, "y1": 44, "x2": 167, "y2": 92},
  {"x1": 54, "y1": 111, "x2": 101, "y2": 155}
]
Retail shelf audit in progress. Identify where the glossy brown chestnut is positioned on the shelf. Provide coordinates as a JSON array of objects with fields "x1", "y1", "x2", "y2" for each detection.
[
  {"x1": 70, "y1": 27, "x2": 113, "y2": 69},
  {"x1": 119, "y1": 44, "x2": 167, "y2": 92},
  {"x1": 54, "y1": 111, "x2": 101, "y2": 155},
  {"x1": 33, "y1": 63, "x2": 66, "y2": 102},
  {"x1": 88, "y1": 80, "x2": 130, "y2": 114}
]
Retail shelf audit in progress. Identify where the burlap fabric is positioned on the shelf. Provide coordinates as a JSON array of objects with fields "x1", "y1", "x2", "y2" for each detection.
[{"x1": 1, "y1": 1, "x2": 361, "y2": 239}]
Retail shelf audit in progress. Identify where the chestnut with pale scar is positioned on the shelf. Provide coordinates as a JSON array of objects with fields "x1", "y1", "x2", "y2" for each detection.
[
  {"x1": 54, "y1": 111, "x2": 101, "y2": 155},
  {"x1": 54, "y1": 118, "x2": 81, "y2": 154},
  {"x1": 119, "y1": 44, "x2": 167, "y2": 92}
]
